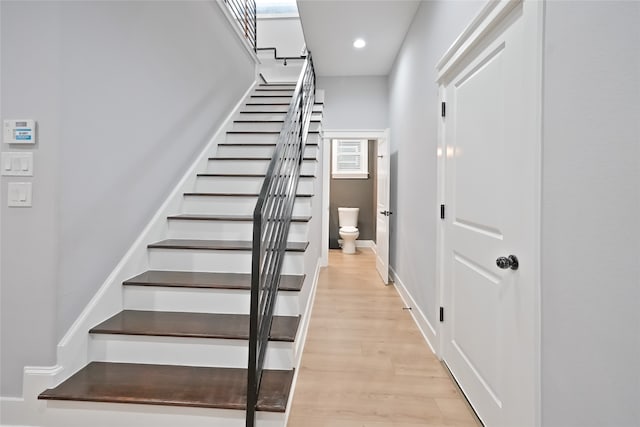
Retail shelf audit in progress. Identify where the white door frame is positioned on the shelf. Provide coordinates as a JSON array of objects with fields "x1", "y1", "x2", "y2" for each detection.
[
  {"x1": 321, "y1": 129, "x2": 390, "y2": 266},
  {"x1": 435, "y1": 0, "x2": 543, "y2": 424}
]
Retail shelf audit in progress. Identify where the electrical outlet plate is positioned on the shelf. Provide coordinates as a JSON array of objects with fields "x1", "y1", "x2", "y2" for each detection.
[
  {"x1": 7, "y1": 182, "x2": 32, "y2": 207},
  {"x1": 1, "y1": 152, "x2": 33, "y2": 176}
]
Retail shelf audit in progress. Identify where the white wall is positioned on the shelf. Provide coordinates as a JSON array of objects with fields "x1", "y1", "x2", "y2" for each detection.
[
  {"x1": 257, "y1": 16, "x2": 305, "y2": 57},
  {"x1": 387, "y1": 1, "x2": 481, "y2": 337},
  {"x1": 541, "y1": 2, "x2": 640, "y2": 426},
  {"x1": 316, "y1": 76, "x2": 388, "y2": 129},
  {"x1": 0, "y1": 0, "x2": 255, "y2": 397}
]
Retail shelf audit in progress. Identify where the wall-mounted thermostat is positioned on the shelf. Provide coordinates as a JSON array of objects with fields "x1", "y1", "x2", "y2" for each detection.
[{"x1": 3, "y1": 119, "x2": 36, "y2": 145}]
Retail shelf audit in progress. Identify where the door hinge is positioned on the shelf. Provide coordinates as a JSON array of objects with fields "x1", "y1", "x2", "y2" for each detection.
[
  {"x1": 440, "y1": 204, "x2": 445, "y2": 219},
  {"x1": 440, "y1": 307, "x2": 444, "y2": 322},
  {"x1": 441, "y1": 102, "x2": 446, "y2": 117}
]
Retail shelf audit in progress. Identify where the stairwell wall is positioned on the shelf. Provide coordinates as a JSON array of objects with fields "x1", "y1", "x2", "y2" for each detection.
[
  {"x1": 387, "y1": 1, "x2": 482, "y2": 343},
  {"x1": 0, "y1": 0, "x2": 255, "y2": 397},
  {"x1": 316, "y1": 76, "x2": 388, "y2": 129},
  {"x1": 540, "y1": 2, "x2": 640, "y2": 425}
]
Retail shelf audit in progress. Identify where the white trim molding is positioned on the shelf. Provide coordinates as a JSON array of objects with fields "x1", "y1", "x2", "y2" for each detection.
[
  {"x1": 390, "y1": 267, "x2": 439, "y2": 355},
  {"x1": 321, "y1": 129, "x2": 389, "y2": 269}
]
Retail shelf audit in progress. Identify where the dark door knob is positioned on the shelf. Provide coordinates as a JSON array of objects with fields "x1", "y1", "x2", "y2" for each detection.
[
  {"x1": 496, "y1": 255, "x2": 519, "y2": 270},
  {"x1": 379, "y1": 210, "x2": 393, "y2": 216}
]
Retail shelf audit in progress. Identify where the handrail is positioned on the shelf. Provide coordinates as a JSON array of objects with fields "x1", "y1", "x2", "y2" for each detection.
[
  {"x1": 246, "y1": 53, "x2": 316, "y2": 427},
  {"x1": 224, "y1": 0, "x2": 257, "y2": 51},
  {"x1": 257, "y1": 47, "x2": 307, "y2": 65}
]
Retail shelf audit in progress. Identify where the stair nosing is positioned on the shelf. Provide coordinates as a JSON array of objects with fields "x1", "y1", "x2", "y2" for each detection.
[
  {"x1": 218, "y1": 142, "x2": 319, "y2": 146},
  {"x1": 167, "y1": 213, "x2": 311, "y2": 222},
  {"x1": 196, "y1": 173, "x2": 315, "y2": 177},
  {"x1": 226, "y1": 131, "x2": 320, "y2": 134},
  {"x1": 38, "y1": 362, "x2": 294, "y2": 412},
  {"x1": 89, "y1": 310, "x2": 300, "y2": 342},
  {"x1": 207, "y1": 157, "x2": 317, "y2": 161},
  {"x1": 183, "y1": 192, "x2": 313, "y2": 197},
  {"x1": 123, "y1": 271, "x2": 305, "y2": 291},
  {"x1": 147, "y1": 239, "x2": 309, "y2": 252}
]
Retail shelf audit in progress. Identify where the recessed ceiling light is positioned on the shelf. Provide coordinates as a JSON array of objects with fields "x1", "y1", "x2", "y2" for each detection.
[{"x1": 353, "y1": 38, "x2": 366, "y2": 49}]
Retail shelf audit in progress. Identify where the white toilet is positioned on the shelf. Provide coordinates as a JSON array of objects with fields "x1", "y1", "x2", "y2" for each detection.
[{"x1": 338, "y1": 207, "x2": 360, "y2": 254}]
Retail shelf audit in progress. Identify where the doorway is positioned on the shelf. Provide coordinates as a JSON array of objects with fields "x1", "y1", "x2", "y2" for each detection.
[{"x1": 321, "y1": 129, "x2": 390, "y2": 283}]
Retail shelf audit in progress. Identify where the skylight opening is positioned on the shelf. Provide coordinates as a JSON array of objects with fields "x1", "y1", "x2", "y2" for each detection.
[{"x1": 256, "y1": 0, "x2": 299, "y2": 17}]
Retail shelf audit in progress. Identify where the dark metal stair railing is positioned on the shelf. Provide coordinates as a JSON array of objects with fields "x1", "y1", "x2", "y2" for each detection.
[
  {"x1": 223, "y1": 0, "x2": 257, "y2": 51},
  {"x1": 246, "y1": 53, "x2": 316, "y2": 427}
]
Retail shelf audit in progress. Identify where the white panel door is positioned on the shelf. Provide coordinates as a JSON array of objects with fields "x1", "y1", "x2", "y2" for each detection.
[
  {"x1": 440, "y1": 2, "x2": 540, "y2": 426},
  {"x1": 375, "y1": 130, "x2": 391, "y2": 284}
]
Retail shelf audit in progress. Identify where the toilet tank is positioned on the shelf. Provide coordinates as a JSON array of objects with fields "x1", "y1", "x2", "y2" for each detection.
[{"x1": 338, "y1": 207, "x2": 359, "y2": 228}]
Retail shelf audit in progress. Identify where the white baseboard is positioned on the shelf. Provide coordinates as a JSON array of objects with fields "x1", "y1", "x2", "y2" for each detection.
[
  {"x1": 337, "y1": 239, "x2": 375, "y2": 248},
  {"x1": 389, "y1": 267, "x2": 439, "y2": 356},
  {"x1": 1, "y1": 365, "x2": 62, "y2": 427}
]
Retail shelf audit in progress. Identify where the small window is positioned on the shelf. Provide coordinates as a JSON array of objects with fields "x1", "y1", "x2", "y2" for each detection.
[{"x1": 332, "y1": 139, "x2": 368, "y2": 179}]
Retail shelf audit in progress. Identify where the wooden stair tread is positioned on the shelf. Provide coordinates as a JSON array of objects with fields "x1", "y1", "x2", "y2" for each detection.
[
  {"x1": 208, "y1": 156, "x2": 317, "y2": 161},
  {"x1": 218, "y1": 142, "x2": 318, "y2": 147},
  {"x1": 148, "y1": 239, "x2": 309, "y2": 252},
  {"x1": 232, "y1": 120, "x2": 321, "y2": 123},
  {"x1": 123, "y1": 271, "x2": 304, "y2": 291},
  {"x1": 196, "y1": 173, "x2": 315, "y2": 178},
  {"x1": 167, "y1": 213, "x2": 311, "y2": 222},
  {"x1": 238, "y1": 111, "x2": 322, "y2": 114},
  {"x1": 183, "y1": 192, "x2": 313, "y2": 197},
  {"x1": 90, "y1": 310, "x2": 300, "y2": 342},
  {"x1": 38, "y1": 362, "x2": 293, "y2": 412},
  {"x1": 254, "y1": 89, "x2": 294, "y2": 92},
  {"x1": 245, "y1": 102, "x2": 324, "y2": 106},
  {"x1": 226, "y1": 130, "x2": 320, "y2": 134}
]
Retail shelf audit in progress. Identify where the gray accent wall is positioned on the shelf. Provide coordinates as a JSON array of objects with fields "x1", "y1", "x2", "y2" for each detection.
[
  {"x1": 329, "y1": 140, "x2": 376, "y2": 248},
  {"x1": 541, "y1": 2, "x2": 640, "y2": 426},
  {"x1": 1, "y1": 0, "x2": 255, "y2": 397}
]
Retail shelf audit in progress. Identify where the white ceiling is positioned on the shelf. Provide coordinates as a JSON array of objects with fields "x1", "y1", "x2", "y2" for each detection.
[{"x1": 296, "y1": 0, "x2": 421, "y2": 77}]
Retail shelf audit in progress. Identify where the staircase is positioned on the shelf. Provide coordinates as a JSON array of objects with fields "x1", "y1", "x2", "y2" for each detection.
[{"x1": 36, "y1": 81, "x2": 323, "y2": 427}]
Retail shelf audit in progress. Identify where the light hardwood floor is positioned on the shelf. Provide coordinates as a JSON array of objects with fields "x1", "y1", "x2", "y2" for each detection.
[{"x1": 287, "y1": 249, "x2": 481, "y2": 427}]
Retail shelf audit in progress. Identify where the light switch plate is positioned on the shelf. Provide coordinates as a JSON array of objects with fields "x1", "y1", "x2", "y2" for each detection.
[
  {"x1": 7, "y1": 182, "x2": 32, "y2": 207},
  {"x1": 1, "y1": 152, "x2": 33, "y2": 176}
]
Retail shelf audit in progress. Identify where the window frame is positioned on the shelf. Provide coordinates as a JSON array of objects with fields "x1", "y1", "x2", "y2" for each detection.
[{"x1": 331, "y1": 139, "x2": 369, "y2": 179}]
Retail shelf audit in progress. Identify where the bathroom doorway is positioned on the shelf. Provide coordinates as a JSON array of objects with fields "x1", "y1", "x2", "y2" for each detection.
[
  {"x1": 328, "y1": 139, "x2": 377, "y2": 249},
  {"x1": 321, "y1": 129, "x2": 390, "y2": 282}
]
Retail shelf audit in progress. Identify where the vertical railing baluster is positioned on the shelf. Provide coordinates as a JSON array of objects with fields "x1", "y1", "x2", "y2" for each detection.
[{"x1": 246, "y1": 54, "x2": 315, "y2": 427}]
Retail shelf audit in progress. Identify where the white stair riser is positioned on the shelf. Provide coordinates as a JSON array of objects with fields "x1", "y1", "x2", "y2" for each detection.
[
  {"x1": 43, "y1": 401, "x2": 284, "y2": 427},
  {"x1": 194, "y1": 175, "x2": 314, "y2": 193},
  {"x1": 242, "y1": 104, "x2": 323, "y2": 113},
  {"x1": 248, "y1": 96, "x2": 292, "y2": 103},
  {"x1": 237, "y1": 112, "x2": 322, "y2": 121},
  {"x1": 215, "y1": 144, "x2": 317, "y2": 159},
  {"x1": 167, "y1": 219, "x2": 309, "y2": 241},
  {"x1": 89, "y1": 335, "x2": 293, "y2": 370},
  {"x1": 206, "y1": 159, "x2": 317, "y2": 175},
  {"x1": 148, "y1": 249, "x2": 305, "y2": 274},
  {"x1": 123, "y1": 287, "x2": 301, "y2": 316},
  {"x1": 182, "y1": 195, "x2": 312, "y2": 216},
  {"x1": 253, "y1": 90, "x2": 294, "y2": 96},
  {"x1": 225, "y1": 132, "x2": 320, "y2": 145},
  {"x1": 231, "y1": 121, "x2": 320, "y2": 132}
]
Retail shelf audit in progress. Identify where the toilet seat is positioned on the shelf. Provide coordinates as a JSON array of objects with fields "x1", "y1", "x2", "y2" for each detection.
[{"x1": 340, "y1": 226, "x2": 358, "y2": 233}]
